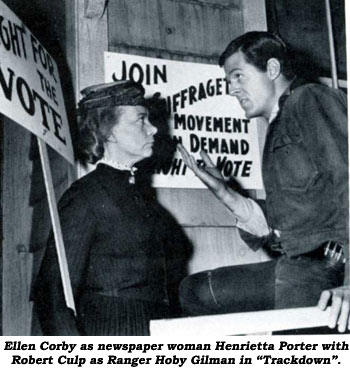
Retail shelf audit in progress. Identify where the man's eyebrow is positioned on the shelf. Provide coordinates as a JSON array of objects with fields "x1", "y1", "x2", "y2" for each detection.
[{"x1": 227, "y1": 67, "x2": 242, "y2": 75}]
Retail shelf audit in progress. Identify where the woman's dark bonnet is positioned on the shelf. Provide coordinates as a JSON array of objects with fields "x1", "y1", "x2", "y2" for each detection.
[{"x1": 76, "y1": 81, "x2": 146, "y2": 164}]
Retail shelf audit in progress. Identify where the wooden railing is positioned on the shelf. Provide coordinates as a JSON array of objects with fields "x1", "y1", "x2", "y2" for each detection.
[{"x1": 150, "y1": 306, "x2": 331, "y2": 336}]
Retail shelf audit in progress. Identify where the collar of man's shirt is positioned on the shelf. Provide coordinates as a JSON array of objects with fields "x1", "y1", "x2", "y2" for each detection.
[
  {"x1": 268, "y1": 77, "x2": 301, "y2": 124},
  {"x1": 269, "y1": 102, "x2": 280, "y2": 123}
]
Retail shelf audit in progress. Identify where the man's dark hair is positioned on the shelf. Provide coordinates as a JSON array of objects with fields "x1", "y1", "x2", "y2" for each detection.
[{"x1": 219, "y1": 31, "x2": 295, "y2": 80}]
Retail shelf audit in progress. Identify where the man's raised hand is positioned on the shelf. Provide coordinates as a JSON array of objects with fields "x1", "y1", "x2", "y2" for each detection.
[{"x1": 177, "y1": 144, "x2": 226, "y2": 197}]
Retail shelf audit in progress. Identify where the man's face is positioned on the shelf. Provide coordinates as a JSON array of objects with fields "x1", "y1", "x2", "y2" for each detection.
[{"x1": 224, "y1": 51, "x2": 275, "y2": 119}]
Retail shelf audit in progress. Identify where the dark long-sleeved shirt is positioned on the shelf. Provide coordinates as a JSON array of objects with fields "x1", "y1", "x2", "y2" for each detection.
[{"x1": 239, "y1": 80, "x2": 348, "y2": 256}]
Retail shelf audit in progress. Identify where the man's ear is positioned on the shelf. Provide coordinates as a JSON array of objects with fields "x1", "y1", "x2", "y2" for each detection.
[{"x1": 266, "y1": 58, "x2": 281, "y2": 80}]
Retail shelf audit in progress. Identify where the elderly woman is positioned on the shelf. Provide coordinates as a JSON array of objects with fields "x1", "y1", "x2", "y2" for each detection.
[{"x1": 34, "y1": 80, "x2": 189, "y2": 335}]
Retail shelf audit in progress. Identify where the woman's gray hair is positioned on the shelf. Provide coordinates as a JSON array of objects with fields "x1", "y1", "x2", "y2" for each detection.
[
  {"x1": 76, "y1": 106, "x2": 124, "y2": 164},
  {"x1": 75, "y1": 80, "x2": 146, "y2": 164}
]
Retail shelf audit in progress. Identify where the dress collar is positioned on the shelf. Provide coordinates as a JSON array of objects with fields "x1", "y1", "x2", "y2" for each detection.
[{"x1": 97, "y1": 158, "x2": 138, "y2": 184}]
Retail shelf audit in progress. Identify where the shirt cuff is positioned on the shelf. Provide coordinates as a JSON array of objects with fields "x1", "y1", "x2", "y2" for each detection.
[{"x1": 234, "y1": 197, "x2": 270, "y2": 237}]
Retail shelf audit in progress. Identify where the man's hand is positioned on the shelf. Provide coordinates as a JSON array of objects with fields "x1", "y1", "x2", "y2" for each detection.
[
  {"x1": 318, "y1": 285, "x2": 350, "y2": 332},
  {"x1": 177, "y1": 144, "x2": 259, "y2": 225},
  {"x1": 177, "y1": 144, "x2": 227, "y2": 198}
]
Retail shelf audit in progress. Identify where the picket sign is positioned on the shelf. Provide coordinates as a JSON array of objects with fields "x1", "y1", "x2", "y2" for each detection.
[
  {"x1": 0, "y1": 1, "x2": 76, "y2": 313},
  {"x1": 37, "y1": 138, "x2": 76, "y2": 314}
]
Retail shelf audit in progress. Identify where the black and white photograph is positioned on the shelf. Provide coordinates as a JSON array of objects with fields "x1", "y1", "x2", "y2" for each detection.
[{"x1": 0, "y1": 0, "x2": 349, "y2": 367}]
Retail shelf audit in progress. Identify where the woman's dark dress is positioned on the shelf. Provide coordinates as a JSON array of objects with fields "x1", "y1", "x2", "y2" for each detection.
[{"x1": 34, "y1": 164, "x2": 189, "y2": 335}]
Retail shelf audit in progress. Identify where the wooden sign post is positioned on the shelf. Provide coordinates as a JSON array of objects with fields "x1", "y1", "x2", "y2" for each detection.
[{"x1": 37, "y1": 138, "x2": 76, "y2": 314}]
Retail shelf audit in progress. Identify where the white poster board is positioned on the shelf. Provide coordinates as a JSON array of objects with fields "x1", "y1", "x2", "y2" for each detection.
[
  {"x1": 105, "y1": 52, "x2": 263, "y2": 189},
  {"x1": 0, "y1": 0, "x2": 75, "y2": 311},
  {"x1": 0, "y1": 0, "x2": 74, "y2": 164}
]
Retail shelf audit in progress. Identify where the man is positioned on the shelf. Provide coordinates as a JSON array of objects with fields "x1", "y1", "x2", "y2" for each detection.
[{"x1": 178, "y1": 31, "x2": 349, "y2": 333}]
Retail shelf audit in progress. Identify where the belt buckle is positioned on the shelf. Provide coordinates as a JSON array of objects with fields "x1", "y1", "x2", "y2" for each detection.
[{"x1": 324, "y1": 241, "x2": 346, "y2": 264}]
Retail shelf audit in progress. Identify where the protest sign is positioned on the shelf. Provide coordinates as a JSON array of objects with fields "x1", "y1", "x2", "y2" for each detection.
[
  {"x1": 0, "y1": 0, "x2": 75, "y2": 312},
  {"x1": 105, "y1": 52, "x2": 263, "y2": 189},
  {"x1": 0, "y1": 0, "x2": 73, "y2": 164}
]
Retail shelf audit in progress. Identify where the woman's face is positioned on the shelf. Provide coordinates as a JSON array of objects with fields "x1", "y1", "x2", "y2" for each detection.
[{"x1": 106, "y1": 105, "x2": 158, "y2": 165}]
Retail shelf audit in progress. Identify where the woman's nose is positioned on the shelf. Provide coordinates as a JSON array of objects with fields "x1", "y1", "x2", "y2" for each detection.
[{"x1": 148, "y1": 121, "x2": 158, "y2": 136}]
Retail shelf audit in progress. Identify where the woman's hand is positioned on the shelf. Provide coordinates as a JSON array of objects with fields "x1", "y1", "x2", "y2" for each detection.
[
  {"x1": 177, "y1": 144, "x2": 227, "y2": 198},
  {"x1": 318, "y1": 285, "x2": 350, "y2": 332}
]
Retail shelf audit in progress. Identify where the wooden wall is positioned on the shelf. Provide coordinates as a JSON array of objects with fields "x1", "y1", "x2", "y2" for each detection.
[
  {"x1": 1, "y1": 121, "x2": 33, "y2": 335},
  {"x1": 266, "y1": 0, "x2": 346, "y2": 80}
]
